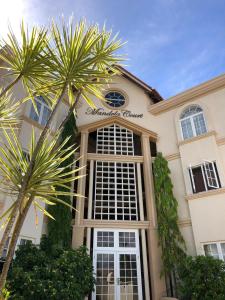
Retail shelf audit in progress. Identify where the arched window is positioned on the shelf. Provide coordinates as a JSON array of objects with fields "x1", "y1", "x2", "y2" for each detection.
[{"x1": 180, "y1": 105, "x2": 207, "y2": 140}]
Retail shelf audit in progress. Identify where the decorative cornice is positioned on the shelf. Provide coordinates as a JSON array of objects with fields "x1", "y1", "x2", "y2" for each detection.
[
  {"x1": 165, "y1": 153, "x2": 180, "y2": 161},
  {"x1": 217, "y1": 136, "x2": 225, "y2": 146},
  {"x1": 87, "y1": 153, "x2": 144, "y2": 163},
  {"x1": 186, "y1": 187, "x2": 225, "y2": 201},
  {"x1": 149, "y1": 73, "x2": 225, "y2": 115},
  {"x1": 178, "y1": 219, "x2": 192, "y2": 227},
  {"x1": 22, "y1": 115, "x2": 55, "y2": 136},
  {"x1": 82, "y1": 219, "x2": 150, "y2": 229},
  {"x1": 178, "y1": 131, "x2": 216, "y2": 146},
  {"x1": 78, "y1": 116, "x2": 158, "y2": 139}
]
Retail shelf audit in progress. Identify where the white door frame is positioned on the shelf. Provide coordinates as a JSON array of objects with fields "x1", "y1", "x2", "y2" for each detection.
[{"x1": 92, "y1": 228, "x2": 143, "y2": 300}]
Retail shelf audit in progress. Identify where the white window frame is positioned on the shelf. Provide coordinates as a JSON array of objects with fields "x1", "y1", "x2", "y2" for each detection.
[
  {"x1": 204, "y1": 161, "x2": 220, "y2": 188},
  {"x1": 29, "y1": 96, "x2": 51, "y2": 126},
  {"x1": 180, "y1": 109, "x2": 207, "y2": 140},
  {"x1": 203, "y1": 241, "x2": 225, "y2": 261},
  {"x1": 189, "y1": 160, "x2": 220, "y2": 193},
  {"x1": 93, "y1": 229, "x2": 143, "y2": 300}
]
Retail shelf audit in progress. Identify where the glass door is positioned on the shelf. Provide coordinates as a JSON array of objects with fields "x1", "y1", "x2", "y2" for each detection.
[{"x1": 93, "y1": 229, "x2": 143, "y2": 300}]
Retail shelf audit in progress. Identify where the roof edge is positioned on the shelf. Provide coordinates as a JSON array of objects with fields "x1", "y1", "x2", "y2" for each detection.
[
  {"x1": 149, "y1": 72, "x2": 225, "y2": 115},
  {"x1": 115, "y1": 65, "x2": 164, "y2": 103}
]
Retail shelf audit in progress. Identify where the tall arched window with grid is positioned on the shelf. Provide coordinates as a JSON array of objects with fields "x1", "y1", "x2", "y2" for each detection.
[{"x1": 94, "y1": 124, "x2": 138, "y2": 221}]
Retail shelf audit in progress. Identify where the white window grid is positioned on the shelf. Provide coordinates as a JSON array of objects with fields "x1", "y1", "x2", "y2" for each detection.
[
  {"x1": 180, "y1": 106, "x2": 207, "y2": 140},
  {"x1": 119, "y1": 253, "x2": 139, "y2": 296},
  {"x1": 97, "y1": 124, "x2": 134, "y2": 156},
  {"x1": 189, "y1": 161, "x2": 220, "y2": 193},
  {"x1": 94, "y1": 161, "x2": 138, "y2": 221},
  {"x1": 203, "y1": 242, "x2": 225, "y2": 261},
  {"x1": 29, "y1": 96, "x2": 51, "y2": 126},
  {"x1": 119, "y1": 232, "x2": 136, "y2": 248},
  {"x1": 97, "y1": 231, "x2": 114, "y2": 248},
  {"x1": 95, "y1": 253, "x2": 115, "y2": 298}
]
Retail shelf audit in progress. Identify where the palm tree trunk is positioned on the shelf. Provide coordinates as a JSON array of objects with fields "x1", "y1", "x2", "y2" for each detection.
[
  {"x1": 0, "y1": 196, "x2": 33, "y2": 291},
  {"x1": 0, "y1": 205, "x2": 18, "y2": 257},
  {"x1": 57, "y1": 89, "x2": 81, "y2": 133},
  {"x1": 0, "y1": 75, "x2": 21, "y2": 98}
]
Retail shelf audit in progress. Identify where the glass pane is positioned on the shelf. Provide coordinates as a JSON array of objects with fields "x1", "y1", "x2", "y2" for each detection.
[
  {"x1": 97, "y1": 232, "x2": 114, "y2": 247},
  {"x1": 96, "y1": 253, "x2": 115, "y2": 300},
  {"x1": 119, "y1": 254, "x2": 139, "y2": 300},
  {"x1": 41, "y1": 106, "x2": 51, "y2": 126},
  {"x1": 181, "y1": 105, "x2": 202, "y2": 118},
  {"x1": 119, "y1": 232, "x2": 136, "y2": 248},
  {"x1": 220, "y1": 243, "x2": 225, "y2": 261},
  {"x1": 193, "y1": 113, "x2": 207, "y2": 136},
  {"x1": 204, "y1": 244, "x2": 220, "y2": 259},
  {"x1": 181, "y1": 119, "x2": 193, "y2": 139},
  {"x1": 204, "y1": 162, "x2": 218, "y2": 188},
  {"x1": 105, "y1": 92, "x2": 125, "y2": 108},
  {"x1": 29, "y1": 100, "x2": 41, "y2": 123}
]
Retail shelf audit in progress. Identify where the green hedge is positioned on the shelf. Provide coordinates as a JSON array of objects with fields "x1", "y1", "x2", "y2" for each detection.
[{"x1": 7, "y1": 238, "x2": 95, "y2": 300}]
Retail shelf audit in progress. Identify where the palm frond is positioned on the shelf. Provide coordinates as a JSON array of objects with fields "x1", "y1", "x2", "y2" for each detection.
[
  {"x1": 45, "y1": 19, "x2": 125, "y2": 106},
  {"x1": 0, "y1": 89, "x2": 20, "y2": 128},
  {"x1": 0, "y1": 128, "x2": 81, "y2": 220},
  {"x1": 0, "y1": 21, "x2": 51, "y2": 97}
]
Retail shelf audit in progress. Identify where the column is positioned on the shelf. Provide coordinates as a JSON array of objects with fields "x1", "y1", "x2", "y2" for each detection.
[
  {"x1": 141, "y1": 133, "x2": 166, "y2": 300},
  {"x1": 72, "y1": 130, "x2": 89, "y2": 249},
  {"x1": 86, "y1": 159, "x2": 94, "y2": 254}
]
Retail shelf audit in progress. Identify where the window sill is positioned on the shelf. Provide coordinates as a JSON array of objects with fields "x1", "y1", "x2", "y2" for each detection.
[
  {"x1": 22, "y1": 115, "x2": 56, "y2": 135},
  {"x1": 186, "y1": 187, "x2": 225, "y2": 201},
  {"x1": 178, "y1": 130, "x2": 216, "y2": 146}
]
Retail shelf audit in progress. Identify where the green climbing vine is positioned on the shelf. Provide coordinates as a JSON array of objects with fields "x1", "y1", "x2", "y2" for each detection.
[
  {"x1": 47, "y1": 113, "x2": 78, "y2": 248},
  {"x1": 153, "y1": 152, "x2": 186, "y2": 290}
]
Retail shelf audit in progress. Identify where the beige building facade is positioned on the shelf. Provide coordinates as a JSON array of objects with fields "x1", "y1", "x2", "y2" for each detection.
[{"x1": 1, "y1": 65, "x2": 225, "y2": 300}]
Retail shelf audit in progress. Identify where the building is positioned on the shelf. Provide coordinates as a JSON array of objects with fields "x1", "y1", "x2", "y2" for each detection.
[{"x1": 0, "y1": 65, "x2": 225, "y2": 300}]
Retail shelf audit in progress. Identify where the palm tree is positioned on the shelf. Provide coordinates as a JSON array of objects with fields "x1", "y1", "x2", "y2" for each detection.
[{"x1": 0, "y1": 18, "x2": 124, "y2": 290}]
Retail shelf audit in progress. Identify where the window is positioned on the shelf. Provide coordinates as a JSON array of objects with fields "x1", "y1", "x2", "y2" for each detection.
[
  {"x1": 204, "y1": 242, "x2": 225, "y2": 261},
  {"x1": 29, "y1": 96, "x2": 51, "y2": 126},
  {"x1": 105, "y1": 91, "x2": 126, "y2": 108},
  {"x1": 19, "y1": 238, "x2": 33, "y2": 246},
  {"x1": 180, "y1": 105, "x2": 207, "y2": 140},
  {"x1": 189, "y1": 161, "x2": 221, "y2": 193},
  {"x1": 94, "y1": 161, "x2": 138, "y2": 221},
  {"x1": 97, "y1": 124, "x2": 134, "y2": 156}
]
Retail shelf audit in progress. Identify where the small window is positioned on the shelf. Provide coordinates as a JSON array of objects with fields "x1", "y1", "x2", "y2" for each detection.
[
  {"x1": 204, "y1": 242, "x2": 225, "y2": 261},
  {"x1": 105, "y1": 91, "x2": 126, "y2": 108},
  {"x1": 19, "y1": 238, "x2": 33, "y2": 246},
  {"x1": 189, "y1": 161, "x2": 221, "y2": 193},
  {"x1": 29, "y1": 96, "x2": 51, "y2": 126},
  {"x1": 180, "y1": 105, "x2": 207, "y2": 140}
]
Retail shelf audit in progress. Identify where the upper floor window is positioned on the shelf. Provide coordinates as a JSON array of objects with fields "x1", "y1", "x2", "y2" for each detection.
[
  {"x1": 97, "y1": 124, "x2": 134, "y2": 156},
  {"x1": 189, "y1": 161, "x2": 221, "y2": 194},
  {"x1": 105, "y1": 91, "x2": 126, "y2": 108},
  {"x1": 180, "y1": 105, "x2": 207, "y2": 140},
  {"x1": 29, "y1": 96, "x2": 51, "y2": 126}
]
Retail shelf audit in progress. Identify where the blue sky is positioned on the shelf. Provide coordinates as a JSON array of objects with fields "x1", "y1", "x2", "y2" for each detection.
[{"x1": 1, "y1": 0, "x2": 225, "y2": 99}]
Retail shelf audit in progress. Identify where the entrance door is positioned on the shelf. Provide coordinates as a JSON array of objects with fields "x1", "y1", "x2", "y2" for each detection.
[{"x1": 93, "y1": 229, "x2": 143, "y2": 300}]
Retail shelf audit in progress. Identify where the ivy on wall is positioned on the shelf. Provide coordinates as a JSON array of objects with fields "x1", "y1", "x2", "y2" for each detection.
[
  {"x1": 47, "y1": 113, "x2": 78, "y2": 248},
  {"x1": 153, "y1": 152, "x2": 186, "y2": 294}
]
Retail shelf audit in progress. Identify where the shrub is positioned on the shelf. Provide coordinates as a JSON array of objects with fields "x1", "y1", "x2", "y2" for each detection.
[
  {"x1": 178, "y1": 255, "x2": 225, "y2": 300},
  {"x1": 7, "y1": 240, "x2": 95, "y2": 300}
]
